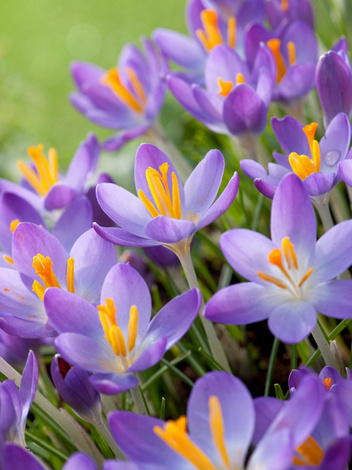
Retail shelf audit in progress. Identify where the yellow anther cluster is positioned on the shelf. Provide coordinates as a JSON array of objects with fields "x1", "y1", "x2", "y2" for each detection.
[
  {"x1": 102, "y1": 67, "x2": 146, "y2": 113},
  {"x1": 289, "y1": 122, "x2": 321, "y2": 180},
  {"x1": 32, "y1": 254, "x2": 75, "y2": 301},
  {"x1": 293, "y1": 436, "x2": 324, "y2": 466},
  {"x1": 196, "y1": 9, "x2": 236, "y2": 52},
  {"x1": 17, "y1": 145, "x2": 59, "y2": 197},
  {"x1": 97, "y1": 298, "x2": 138, "y2": 357},
  {"x1": 139, "y1": 162, "x2": 181, "y2": 219}
]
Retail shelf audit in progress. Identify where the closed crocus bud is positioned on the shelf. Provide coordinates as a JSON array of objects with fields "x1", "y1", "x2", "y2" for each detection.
[
  {"x1": 316, "y1": 50, "x2": 352, "y2": 127},
  {"x1": 51, "y1": 355, "x2": 102, "y2": 424}
]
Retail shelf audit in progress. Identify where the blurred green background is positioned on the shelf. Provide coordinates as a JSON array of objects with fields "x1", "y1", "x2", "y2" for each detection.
[
  {"x1": 0, "y1": 0, "x2": 187, "y2": 178},
  {"x1": 0, "y1": 0, "x2": 349, "y2": 180}
]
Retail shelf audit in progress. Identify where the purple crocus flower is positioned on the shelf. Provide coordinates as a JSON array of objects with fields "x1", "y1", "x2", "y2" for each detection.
[
  {"x1": 316, "y1": 45, "x2": 352, "y2": 127},
  {"x1": 0, "y1": 134, "x2": 99, "y2": 256},
  {"x1": 153, "y1": 0, "x2": 265, "y2": 84},
  {"x1": 94, "y1": 143, "x2": 239, "y2": 251},
  {"x1": 108, "y1": 371, "x2": 325, "y2": 470},
  {"x1": 0, "y1": 351, "x2": 38, "y2": 450},
  {"x1": 0, "y1": 224, "x2": 116, "y2": 338},
  {"x1": 51, "y1": 355, "x2": 102, "y2": 424},
  {"x1": 265, "y1": 0, "x2": 314, "y2": 31},
  {"x1": 204, "y1": 173, "x2": 352, "y2": 343},
  {"x1": 168, "y1": 43, "x2": 275, "y2": 142},
  {"x1": 241, "y1": 112, "x2": 351, "y2": 201},
  {"x1": 70, "y1": 39, "x2": 167, "y2": 151},
  {"x1": 44, "y1": 263, "x2": 201, "y2": 394},
  {"x1": 255, "y1": 366, "x2": 352, "y2": 469},
  {"x1": 245, "y1": 20, "x2": 317, "y2": 104}
]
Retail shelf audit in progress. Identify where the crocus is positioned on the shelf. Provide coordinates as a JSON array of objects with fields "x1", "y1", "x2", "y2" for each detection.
[
  {"x1": 45, "y1": 263, "x2": 201, "y2": 394},
  {"x1": 70, "y1": 39, "x2": 167, "y2": 151},
  {"x1": 153, "y1": 0, "x2": 265, "y2": 84},
  {"x1": 0, "y1": 224, "x2": 116, "y2": 338},
  {"x1": 168, "y1": 43, "x2": 275, "y2": 142},
  {"x1": 108, "y1": 371, "x2": 325, "y2": 469},
  {"x1": 265, "y1": 0, "x2": 314, "y2": 30},
  {"x1": 316, "y1": 47, "x2": 352, "y2": 127},
  {"x1": 241, "y1": 113, "x2": 351, "y2": 202},
  {"x1": 204, "y1": 173, "x2": 352, "y2": 343},
  {"x1": 94, "y1": 143, "x2": 239, "y2": 254}
]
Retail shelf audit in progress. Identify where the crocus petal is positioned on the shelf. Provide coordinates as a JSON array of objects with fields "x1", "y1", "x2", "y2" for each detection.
[
  {"x1": 204, "y1": 282, "x2": 278, "y2": 324},
  {"x1": 313, "y1": 220, "x2": 352, "y2": 281},
  {"x1": 223, "y1": 84, "x2": 267, "y2": 135},
  {"x1": 3, "y1": 444, "x2": 45, "y2": 470},
  {"x1": 302, "y1": 172, "x2": 336, "y2": 196},
  {"x1": 271, "y1": 115, "x2": 310, "y2": 156},
  {"x1": 254, "y1": 178, "x2": 277, "y2": 198},
  {"x1": 338, "y1": 158, "x2": 352, "y2": 187},
  {"x1": 63, "y1": 453, "x2": 98, "y2": 470},
  {"x1": 44, "y1": 185, "x2": 78, "y2": 211},
  {"x1": 96, "y1": 183, "x2": 150, "y2": 236},
  {"x1": 12, "y1": 223, "x2": 67, "y2": 284},
  {"x1": 306, "y1": 280, "x2": 352, "y2": 319},
  {"x1": 101, "y1": 263, "x2": 152, "y2": 340},
  {"x1": 220, "y1": 229, "x2": 275, "y2": 283},
  {"x1": 93, "y1": 224, "x2": 158, "y2": 248},
  {"x1": 319, "y1": 113, "x2": 351, "y2": 172},
  {"x1": 71, "y1": 62, "x2": 105, "y2": 91},
  {"x1": 70, "y1": 228, "x2": 117, "y2": 303},
  {"x1": 144, "y1": 217, "x2": 196, "y2": 244},
  {"x1": 192, "y1": 85, "x2": 224, "y2": 123},
  {"x1": 145, "y1": 288, "x2": 201, "y2": 350},
  {"x1": 187, "y1": 372, "x2": 254, "y2": 469},
  {"x1": 319, "y1": 437, "x2": 352, "y2": 470},
  {"x1": 52, "y1": 196, "x2": 93, "y2": 252},
  {"x1": 275, "y1": 63, "x2": 315, "y2": 102},
  {"x1": 253, "y1": 397, "x2": 284, "y2": 445},
  {"x1": 45, "y1": 288, "x2": 103, "y2": 337},
  {"x1": 89, "y1": 373, "x2": 138, "y2": 395},
  {"x1": 268, "y1": 301, "x2": 317, "y2": 343},
  {"x1": 108, "y1": 411, "x2": 185, "y2": 468},
  {"x1": 270, "y1": 174, "x2": 316, "y2": 263},
  {"x1": 102, "y1": 125, "x2": 151, "y2": 152},
  {"x1": 19, "y1": 351, "x2": 38, "y2": 430},
  {"x1": 196, "y1": 172, "x2": 239, "y2": 230},
  {"x1": 127, "y1": 336, "x2": 167, "y2": 373},
  {"x1": 247, "y1": 429, "x2": 293, "y2": 470},
  {"x1": 240, "y1": 159, "x2": 268, "y2": 180},
  {"x1": 0, "y1": 315, "x2": 55, "y2": 339},
  {"x1": 65, "y1": 134, "x2": 100, "y2": 189}
]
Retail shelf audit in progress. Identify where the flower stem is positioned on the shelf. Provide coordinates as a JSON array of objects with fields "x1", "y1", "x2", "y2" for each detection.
[
  {"x1": 314, "y1": 200, "x2": 334, "y2": 232},
  {"x1": 146, "y1": 121, "x2": 192, "y2": 182},
  {"x1": 95, "y1": 418, "x2": 125, "y2": 460},
  {"x1": 130, "y1": 384, "x2": 148, "y2": 415},
  {"x1": 265, "y1": 337, "x2": 280, "y2": 397},
  {"x1": 175, "y1": 243, "x2": 232, "y2": 373},
  {"x1": 312, "y1": 322, "x2": 338, "y2": 368}
]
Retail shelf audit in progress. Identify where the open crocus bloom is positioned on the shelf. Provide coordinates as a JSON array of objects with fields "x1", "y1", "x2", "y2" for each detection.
[
  {"x1": 94, "y1": 143, "x2": 239, "y2": 254},
  {"x1": 204, "y1": 173, "x2": 352, "y2": 343},
  {"x1": 45, "y1": 263, "x2": 201, "y2": 394},
  {"x1": 108, "y1": 371, "x2": 325, "y2": 470},
  {"x1": 241, "y1": 113, "x2": 351, "y2": 201}
]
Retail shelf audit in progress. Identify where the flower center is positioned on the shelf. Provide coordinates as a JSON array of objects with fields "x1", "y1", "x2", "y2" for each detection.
[
  {"x1": 288, "y1": 123, "x2": 321, "y2": 180},
  {"x1": 97, "y1": 298, "x2": 138, "y2": 369},
  {"x1": 153, "y1": 395, "x2": 230, "y2": 470},
  {"x1": 17, "y1": 145, "x2": 59, "y2": 197},
  {"x1": 323, "y1": 377, "x2": 332, "y2": 390},
  {"x1": 196, "y1": 9, "x2": 236, "y2": 53},
  {"x1": 293, "y1": 436, "x2": 324, "y2": 467},
  {"x1": 32, "y1": 254, "x2": 75, "y2": 301},
  {"x1": 217, "y1": 73, "x2": 245, "y2": 97},
  {"x1": 102, "y1": 67, "x2": 147, "y2": 113},
  {"x1": 267, "y1": 38, "x2": 296, "y2": 83},
  {"x1": 257, "y1": 237, "x2": 314, "y2": 296},
  {"x1": 138, "y1": 162, "x2": 182, "y2": 219}
]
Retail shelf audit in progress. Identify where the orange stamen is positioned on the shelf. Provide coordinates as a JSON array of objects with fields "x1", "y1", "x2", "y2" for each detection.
[
  {"x1": 324, "y1": 377, "x2": 332, "y2": 390},
  {"x1": 267, "y1": 38, "x2": 286, "y2": 82},
  {"x1": 102, "y1": 68, "x2": 144, "y2": 113},
  {"x1": 10, "y1": 219, "x2": 20, "y2": 233},
  {"x1": 218, "y1": 78, "x2": 233, "y2": 97}
]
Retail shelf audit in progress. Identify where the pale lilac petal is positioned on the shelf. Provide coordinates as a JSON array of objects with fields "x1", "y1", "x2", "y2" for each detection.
[
  {"x1": 183, "y1": 149, "x2": 224, "y2": 215},
  {"x1": 275, "y1": 63, "x2": 315, "y2": 101},
  {"x1": 313, "y1": 220, "x2": 352, "y2": 281},
  {"x1": 188, "y1": 372, "x2": 254, "y2": 468},
  {"x1": 339, "y1": 158, "x2": 352, "y2": 186},
  {"x1": 306, "y1": 280, "x2": 352, "y2": 319},
  {"x1": 0, "y1": 315, "x2": 55, "y2": 339},
  {"x1": 71, "y1": 62, "x2": 105, "y2": 90},
  {"x1": 65, "y1": 134, "x2": 100, "y2": 189},
  {"x1": 240, "y1": 159, "x2": 268, "y2": 179},
  {"x1": 55, "y1": 333, "x2": 114, "y2": 373},
  {"x1": 102, "y1": 125, "x2": 151, "y2": 152},
  {"x1": 220, "y1": 229, "x2": 275, "y2": 283},
  {"x1": 89, "y1": 373, "x2": 138, "y2": 395},
  {"x1": 271, "y1": 116, "x2": 310, "y2": 155},
  {"x1": 19, "y1": 351, "x2": 38, "y2": 430},
  {"x1": 12, "y1": 223, "x2": 67, "y2": 284},
  {"x1": 52, "y1": 196, "x2": 93, "y2": 252},
  {"x1": 319, "y1": 113, "x2": 351, "y2": 172},
  {"x1": 127, "y1": 337, "x2": 167, "y2": 373},
  {"x1": 268, "y1": 301, "x2": 317, "y2": 343},
  {"x1": 96, "y1": 183, "x2": 150, "y2": 236},
  {"x1": 44, "y1": 185, "x2": 78, "y2": 210},
  {"x1": 303, "y1": 172, "x2": 335, "y2": 196},
  {"x1": 253, "y1": 397, "x2": 284, "y2": 444},
  {"x1": 204, "y1": 283, "x2": 278, "y2": 324},
  {"x1": 3, "y1": 444, "x2": 45, "y2": 470},
  {"x1": 271, "y1": 174, "x2": 316, "y2": 263},
  {"x1": 70, "y1": 228, "x2": 117, "y2": 302},
  {"x1": 44, "y1": 288, "x2": 103, "y2": 337},
  {"x1": 145, "y1": 288, "x2": 201, "y2": 349},
  {"x1": 93, "y1": 224, "x2": 158, "y2": 248},
  {"x1": 319, "y1": 438, "x2": 352, "y2": 470},
  {"x1": 197, "y1": 172, "x2": 239, "y2": 230},
  {"x1": 192, "y1": 86, "x2": 224, "y2": 123},
  {"x1": 101, "y1": 264, "x2": 152, "y2": 340},
  {"x1": 247, "y1": 430, "x2": 293, "y2": 470},
  {"x1": 205, "y1": 45, "x2": 248, "y2": 92},
  {"x1": 63, "y1": 453, "x2": 98, "y2": 470},
  {"x1": 144, "y1": 217, "x2": 195, "y2": 243}
]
